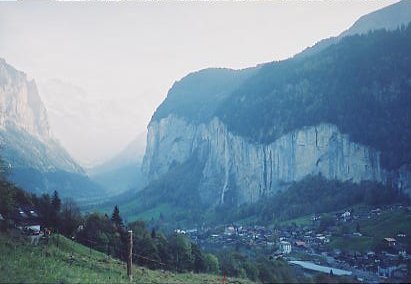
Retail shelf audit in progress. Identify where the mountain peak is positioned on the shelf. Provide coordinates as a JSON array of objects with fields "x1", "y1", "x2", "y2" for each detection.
[{"x1": 0, "y1": 59, "x2": 51, "y2": 141}]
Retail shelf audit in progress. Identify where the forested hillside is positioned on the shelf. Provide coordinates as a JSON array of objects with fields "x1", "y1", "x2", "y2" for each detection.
[{"x1": 218, "y1": 25, "x2": 411, "y2": 170}]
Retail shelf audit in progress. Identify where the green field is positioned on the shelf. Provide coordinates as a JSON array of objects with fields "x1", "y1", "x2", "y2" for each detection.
[
  {"x1": 277, "y1": 215, "x2": 313, "y2": 227},
  {"x1": 126, "y1": 203, "x2": 175, "y2": 222},
  {"x1": 0, "y1": 232, "x2": 253, "y2": 284},
  {"x1": 329, "y1": 207, "x2": 411, "y2": 252}
]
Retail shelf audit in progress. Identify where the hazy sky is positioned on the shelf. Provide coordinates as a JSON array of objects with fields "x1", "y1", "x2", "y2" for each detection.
[{"x1": 0, "y1": 0, "x2": 399, "y2": 167}]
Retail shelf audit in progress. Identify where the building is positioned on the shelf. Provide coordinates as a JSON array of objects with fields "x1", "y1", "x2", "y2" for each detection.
[
  {"x1": 12, "y1": 207, "x2": 41, "y2": 235},
  {"x1": 225, "y1": 225, "x2": 236, "y2": 235},
  {"x1": 341, "y1": 211, "x2": 351, "y2": 221},
  {"x1": 280, "y1": 241, "x2": 292, "y2": 254},
  {"x1": 0, "y1": 213, "x2": 5, "y2": 231},
  {"x1": 384, "y1": 237, "x2": 397, "y2": 247},
  {"x1": 295, "y1": 241, "x2": 308, "y2": 249}
]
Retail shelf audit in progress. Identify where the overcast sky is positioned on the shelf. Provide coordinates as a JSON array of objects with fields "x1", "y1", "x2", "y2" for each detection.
[{"x1": 0, "y1": 0, "x2": 399, "y2": 167}]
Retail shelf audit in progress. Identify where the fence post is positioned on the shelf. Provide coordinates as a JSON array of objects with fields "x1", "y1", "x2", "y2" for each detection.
[{"x1": 127, "y1": 230, "x2": 133, "y2": 282}]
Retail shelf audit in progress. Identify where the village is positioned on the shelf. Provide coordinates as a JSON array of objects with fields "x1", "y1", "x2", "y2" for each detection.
[
  {"x1": 177, "y1": 204, "x2": 411, "y2": 283},
  {"x1": 2, "y1": 201, "x2": 410, "y2": 283}
]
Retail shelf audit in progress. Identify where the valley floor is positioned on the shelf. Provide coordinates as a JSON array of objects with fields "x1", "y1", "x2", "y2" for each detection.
[
  {"x1": 180, "y1": 204, "x2": 411, "y2": 283},
  {"x1": 0, "y1": 232, "x2": 253, "y2": 284}
]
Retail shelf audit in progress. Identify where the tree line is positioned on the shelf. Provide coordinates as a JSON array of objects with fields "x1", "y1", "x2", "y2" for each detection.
[
  {"x1": 211, "y1": 175, "x2": 410, "y2": 225},
  {"x1": 0, "y1": 173, "x2": 304, "y2": 283},
  {"x1": 219, "y1": 24, "x2": 411, "y2": 170}
]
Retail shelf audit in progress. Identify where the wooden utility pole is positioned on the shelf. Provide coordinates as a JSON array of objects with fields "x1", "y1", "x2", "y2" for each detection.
[{"x1": 127, "y1": 230, "x2": 133, "y2": 282}]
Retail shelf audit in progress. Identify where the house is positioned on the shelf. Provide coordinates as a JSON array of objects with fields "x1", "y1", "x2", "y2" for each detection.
[
  {"x1": 0, "y1": 213, "x2": 5, "y2": 231},
  {"x1": 295, "y1": 241, "x2": 308, "y2": 249},
  {"x1": 224, "y1": 225, "x2": 236, "y2": 235},
  {"x1": 312, "y1": 215, "x2": 321, "y2": 222},
  {"x1": 12, "y1": 207, "x2": 41, "y2": 235},
  {"x1": 341, "y1": 211, "x2": 351, "y2": 221},
  {"x1": 366, "y1": 251, "x2": 376, "y2": 257},
  {"x1": 398, "y1": 250, "x2": 407, "y2": 258},
  {"x1": 384, "y1": 237, "x2": 397, "y2": 247},
  {"x1": 371, "y1": 208, "x2": 382, "y2": 215},
  {"x1": 280, "y1": 241, "x2": 292, "y2": 254}
]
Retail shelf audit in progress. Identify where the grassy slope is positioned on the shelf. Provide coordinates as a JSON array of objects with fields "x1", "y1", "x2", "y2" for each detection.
[
  {"x1": 126, "y1": 203, "x2": 175, "y2": 222},
  {"x1": 0, "y1": 233, "x2": 253, "y2": 284},
  {"x1": 95, "y1": 201, "x2": 177, "y2": 224},
  {"x1": 329, "y1": 207, "x2": 411, "y2": 252}
]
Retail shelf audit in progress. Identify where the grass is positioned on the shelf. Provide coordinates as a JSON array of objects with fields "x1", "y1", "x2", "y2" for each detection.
[
  {"x1": 0, "y1": 232, "x2": 253, "y2": 284},
  {"x1": 91, "y1": 198, "x2": 177, "y2": 224},
  {"x1": 274, "y1": 204, "x2": 368, "y2": 228},
  {"x1": 277, "y1": 215, "x2": 313, "y2": 227},
  {"x1": 360, "y1": 208, "x2": 411, "y2": 238},
  {"x1": 126, "y1": 203, "x2": 175, "y2": 223},
  {"x1": 329, "y1": 236, "x2": 375, "y2": 252},
  {"x1": 329, "y1": 207, "x2": 411, "y2": 252}
]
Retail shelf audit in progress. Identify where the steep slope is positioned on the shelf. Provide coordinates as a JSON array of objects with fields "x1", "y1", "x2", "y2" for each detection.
[
  {"x1": 218, "y1": 27, "x2": 411, "y2": 170},
  {"x1": 341, "y1": 0, "x2": 411, "y2": 36},
  {"x1": 140, "y1": 1, "x2": 411, "y2": 216},
  {"x1": 0, "y1": 58, "x2": 103, "y2": 198},
  {"x1": 0, "y1": 233, "x2": 252, "y2": 284},
  {"x1": 297, "y1": 0, "x2": 411, "y2": 59},
  {"x1": 152, "y1": 67, "x2": 259, "y2": 123}
]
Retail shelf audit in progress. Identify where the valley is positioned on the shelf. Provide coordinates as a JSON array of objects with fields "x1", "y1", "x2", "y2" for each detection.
[
  {"x1": 1, "y1": 1, "x2": 411, "y2": 283},
  {"x1": 177, "y1": 205, "x2": 411, "y2": 282}
]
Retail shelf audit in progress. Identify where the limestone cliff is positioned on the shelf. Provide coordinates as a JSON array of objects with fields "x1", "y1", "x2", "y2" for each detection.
[
  {"x1": 0, "y1": 58, "x2": 51, "y2": 140},
  {"x1": 139, "y1": 1, "x2": 411, "y2": 212},
  {"x1": 0, "y1": 58, "x2": 104, "y2": 197},
  {"x1": 0, "y1": 58, "x2": 82, "y2": 173},
  {"x1": 142, "y1": 115, "x2": 391, "y2": 206}
]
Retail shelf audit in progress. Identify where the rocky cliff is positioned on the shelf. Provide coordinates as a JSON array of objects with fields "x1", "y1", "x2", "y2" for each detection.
[
  {"x1": 0, "y1": 58, "x2": 103, "y2": 197},
  {"x1": 0, "y1": 58, "x2": 82, "y2": 173},
  {"x1": 0, "y1": 58, "x2": 51, "y2": 140},
  {"x1": 143, "y1": 115, "x2": 388, "y2": 206},
  {"x1": 141, "y1": 2, "x2": 411, "y2": 208}
]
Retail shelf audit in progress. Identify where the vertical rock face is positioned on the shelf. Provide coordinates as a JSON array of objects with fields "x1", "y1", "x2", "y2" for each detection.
[
  {"x1": 0, "y1": 59, "x2": 105, "y2": 197},
  {"x1": 0, "y1": 58, "x2": 83, "y2": 175},
  {"x1": 142, "y1": 2, "x2": 411, "y2": 208},
  {"x1": 0, "y1": 58, "x2": 51, "y2": 141},
  {"x1": 142, "y1": 115, "x2": 386, "y2": 206}
]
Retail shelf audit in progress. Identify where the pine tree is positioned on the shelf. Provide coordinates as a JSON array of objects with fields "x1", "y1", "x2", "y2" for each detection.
[
  {"x1": 51, "y1": 190, "x2": 61, "y2": 213},
  {"x1": 151, "y1": 228, "x2": 156, "y2": 239},
  {"x1": 356, "y1": 222, "x2": 361, "y2": 233},
  {"x1": 111, "y1": 205, "x2": 123, "y2": 228}
]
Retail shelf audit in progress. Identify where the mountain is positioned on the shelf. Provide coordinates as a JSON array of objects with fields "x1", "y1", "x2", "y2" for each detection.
[
  {"x1": 132, "y1": 1, "x2": 411, "y2": 223},
  {"x1": 0, "y1": 58, "x2": 104, "y2": 199},
  {"x1": 297, "y1": 0, "x2": 411, "y2": 59},
  {"x1": 89, "y1": 131, "x2": 146, "y2": 195},
  {"x1": 38, "y1": 79, "x2": 112, "y2": 166}
]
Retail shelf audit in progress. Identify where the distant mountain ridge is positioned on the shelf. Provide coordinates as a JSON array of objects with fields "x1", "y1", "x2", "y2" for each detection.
[
  {"x1": 89, "y1": 132, "x2": 146, "y2": 195},
  {"x1": 0, "y1": 58, "x2": 104, "y2": 198}
]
